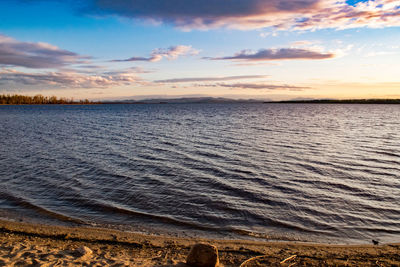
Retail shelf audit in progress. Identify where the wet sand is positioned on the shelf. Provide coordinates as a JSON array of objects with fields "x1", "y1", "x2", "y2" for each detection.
[{"x1": 0, "y1": 219, "x2": 399, "y2": 266}]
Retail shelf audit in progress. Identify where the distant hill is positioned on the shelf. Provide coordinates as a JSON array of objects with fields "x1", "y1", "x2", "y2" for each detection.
[
  {"x1": 101, "y1": 97, "x2": 400, "y2": 105},
  {"x1": 101, "y1": 97, "x2": 267, "y2": 104}
]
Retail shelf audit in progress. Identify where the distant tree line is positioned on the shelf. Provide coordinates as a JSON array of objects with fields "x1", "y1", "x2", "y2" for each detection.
[{"x1": 0, "y1": 94, "x2": 97, "y2": 105}]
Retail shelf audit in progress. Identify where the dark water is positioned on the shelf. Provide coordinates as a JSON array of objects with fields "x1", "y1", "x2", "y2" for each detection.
[{"x1": 0, "y1": 103, "x2": 399, "y2": 244}]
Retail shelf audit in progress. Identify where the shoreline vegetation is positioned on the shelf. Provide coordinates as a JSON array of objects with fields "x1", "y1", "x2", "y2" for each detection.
[
  {"x1": 1, "y1": 94, "x2": 400, "y2": 105},
  {"x1": 0, "y1": 219, "x2": 399, "y2": 266},
  {"x1": 0, "y1": 94, "x2": 98, "y2": 105}
]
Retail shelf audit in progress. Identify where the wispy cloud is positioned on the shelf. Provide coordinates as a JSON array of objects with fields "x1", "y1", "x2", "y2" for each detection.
[
  {"x1": 290, "y1": 40, "x2": 315, "y2": 47},
  {"x1": 0, "y1": 68, "x2": 145, "y2": 88},
  {"x1": 155, "y1": 75, "x2": 268, "y2": 83},
  {"x1": 0, "y1": 33, "x2": 156, "y2": 89},
  {"x1": 208, "y1": 48, "x2": 335, "y2": 61},
  {"x1": 195, "y1": 82, "x2": 310, "y2": 91},
  {"x1": 0, "y1": 34, "x2": 89, "y2": 69},
  {"x1": 112, "y1": 45, "x2": 199, "y2": 62},
  {"x1": 83, "y1": 0, "x2": 400, "y2": 30}
]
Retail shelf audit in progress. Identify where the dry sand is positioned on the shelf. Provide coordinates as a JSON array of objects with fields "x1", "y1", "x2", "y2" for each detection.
[{"x1": 0, "y1": 219, "x2": 399, "y2": 266}]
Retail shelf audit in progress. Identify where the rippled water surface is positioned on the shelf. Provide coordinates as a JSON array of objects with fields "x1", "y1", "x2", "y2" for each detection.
[{"x1": 0, "y1": 103, "x2": 399, "y2": 243}]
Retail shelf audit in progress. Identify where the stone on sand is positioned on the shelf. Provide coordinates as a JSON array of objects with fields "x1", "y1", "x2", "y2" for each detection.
[
  {"x1": 75, "y1": 246, "x2": 93, "y2": 258},
  {"x1": 186, "y1": 243, "x2": 219, "y2": 267}
]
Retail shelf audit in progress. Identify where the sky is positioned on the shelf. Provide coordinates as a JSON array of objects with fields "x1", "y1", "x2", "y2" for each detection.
[{"x1": 0, "y1": 0, "x2": 399, "y2": 101}]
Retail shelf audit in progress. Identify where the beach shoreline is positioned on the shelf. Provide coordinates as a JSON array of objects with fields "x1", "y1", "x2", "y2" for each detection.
[{"x1": 0, "y1": 219, "x2": 399, "y2": 266}]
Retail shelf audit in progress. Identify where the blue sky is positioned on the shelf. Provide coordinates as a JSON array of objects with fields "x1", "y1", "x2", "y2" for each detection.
[{"x1": 0, "y1": 0, "x2": 399, "y2": 100}]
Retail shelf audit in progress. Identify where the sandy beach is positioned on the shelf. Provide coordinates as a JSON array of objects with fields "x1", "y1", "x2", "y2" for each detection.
[{"x1": 0, "y1": 219, "x2": 399, "y2": 266}]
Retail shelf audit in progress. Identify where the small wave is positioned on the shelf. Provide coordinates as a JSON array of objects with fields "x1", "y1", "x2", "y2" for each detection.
[{"x1": 0, "y1": 191, "x2": 87, "y2": 225}]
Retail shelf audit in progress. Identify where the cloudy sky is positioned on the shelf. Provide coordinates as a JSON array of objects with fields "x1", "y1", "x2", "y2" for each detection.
[{"x1": 0, "y1": 0, "x2": 399, "y2": 100}]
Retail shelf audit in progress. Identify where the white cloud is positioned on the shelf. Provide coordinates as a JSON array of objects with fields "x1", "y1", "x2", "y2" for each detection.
[
  {"x1": 0, "y1": 68, "x2": 145, "y2": 88},
  {"x1": 112, "y1": 45, "x2": 199, "y2": 62}
]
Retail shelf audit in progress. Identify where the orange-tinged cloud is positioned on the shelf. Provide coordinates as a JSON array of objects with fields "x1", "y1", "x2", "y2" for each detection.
[
  {"x1": 155, "y1": 75, "x2": 268, "y2": 83},
  {"x1": 89, "y1": 0, "x2": 400, "y2": 30},
  {"x1": 111, "y1": 45, "x2": 199, "y2": 62}
]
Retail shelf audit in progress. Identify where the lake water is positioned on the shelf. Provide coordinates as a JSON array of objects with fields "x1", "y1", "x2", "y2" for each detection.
[{"x1": 0, "y1": 103, "x2": 399, "y2": 244}]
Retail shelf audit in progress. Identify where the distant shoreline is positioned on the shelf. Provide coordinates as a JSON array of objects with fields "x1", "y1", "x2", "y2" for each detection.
[
  {"x1": 2, "y1": 94, "x2": 400, "y2": 105},
  {"x1": 1, "y1": 98, "x2": 400, "y2": 105},
  {"x1": 264, "y1": 99, "x2": 400, "y2": 104}
]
